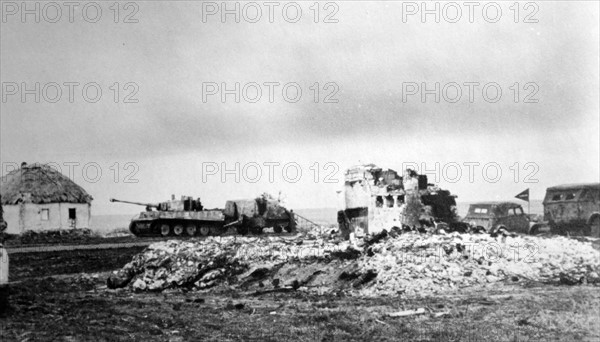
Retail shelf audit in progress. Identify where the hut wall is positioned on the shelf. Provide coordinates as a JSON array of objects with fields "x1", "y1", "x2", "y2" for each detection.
[
  {"x1": 2, "y1": 203, "x2": 90, "y2": 234},
  {"x1": 57, "y1": 203, "x2": 91, "y2": 229},
  {"x1": 3, "y1": 205, "x2": 21, "y2": 234},
  {"x1": 23, "y1": 203, "x2": 62, "y2": 231}
]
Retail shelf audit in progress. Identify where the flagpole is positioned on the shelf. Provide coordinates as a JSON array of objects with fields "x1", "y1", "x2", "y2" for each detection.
[{"x1": 515, "y1": 188, "x2": 530, "y2": 216}]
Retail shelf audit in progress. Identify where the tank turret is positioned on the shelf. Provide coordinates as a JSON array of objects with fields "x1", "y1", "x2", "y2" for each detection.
[{"x1": 110, "y1": 196, "x2": 203, "y2": 212}]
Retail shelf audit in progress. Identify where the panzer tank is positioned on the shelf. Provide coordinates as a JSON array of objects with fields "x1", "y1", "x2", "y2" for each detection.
[{"x1": 110, "y1": 194, "x2": 296, "y2": 237}]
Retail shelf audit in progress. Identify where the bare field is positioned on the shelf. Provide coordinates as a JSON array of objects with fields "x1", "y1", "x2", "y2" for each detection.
[{"x1": 2, "y1": 247, "x2": 599, "y2": 342}]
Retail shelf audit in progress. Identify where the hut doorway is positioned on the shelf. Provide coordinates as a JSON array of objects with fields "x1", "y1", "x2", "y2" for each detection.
[
  {"x1": 68, "y1": 208, "x2": 76, "y2": 220},
  {"x1": 68, "y1": 208, "x2": 77, "y2": 228}
]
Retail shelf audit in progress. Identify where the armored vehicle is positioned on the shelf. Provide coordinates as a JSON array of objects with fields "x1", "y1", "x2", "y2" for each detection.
[
  {"x1": 0, "y1": 195, "x2": 8, "y2": 313},
  {"x1": 463, "y1": 201, "x2": 532, "y2": 234},
  {"x1": 223, "y1": 197, "x2": 295, "y2": 235},
  {"x1": 111, "y1": 194, "x2": 296, "y2": 237},
  {"x1": 542, "y1": 183, "x2": 600, "y2": 236}
]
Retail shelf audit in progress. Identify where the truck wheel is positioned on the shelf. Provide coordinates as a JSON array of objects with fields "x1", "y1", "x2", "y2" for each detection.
[
  {"x1": 529, "y1": 224, "x2": 540, "y2": 235},
  {"x1": 160, "y1": 224, "x2": 170, "y2": 237},
  {"x1": 284, "y1": 225, "x2": 293, "y2": 233},
  {"x1": 549, "y1": 222, "x2": 563, "y2": 235},
  {"x1": 251, "y1": 226, "x2": 263, "y2": 235},
  {"x1": 199, "y1": 226, "x2": 210, "y2": 236},
  {"x1": 185, "y1": 225, "x2": 197, "y2": 236},
  {"x1": 590, "y1": 216, "x2": 600, "y2": 237},
  {"x1": 274, "y1": 225, "x2": 283, "y2": 234},
  {"x1": 236, "y1": 226, "x2": 249, "y2": 235}
]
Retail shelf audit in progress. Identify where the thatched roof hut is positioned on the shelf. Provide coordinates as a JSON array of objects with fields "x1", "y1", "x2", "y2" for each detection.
[{"x1": 1, "y1": 163, "x2": 93, "y2": 205}]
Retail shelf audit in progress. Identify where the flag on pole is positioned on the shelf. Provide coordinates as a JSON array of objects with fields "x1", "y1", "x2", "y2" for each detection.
[{"x1": 515, "y1": 188, "x2": 529, "y2": 202}]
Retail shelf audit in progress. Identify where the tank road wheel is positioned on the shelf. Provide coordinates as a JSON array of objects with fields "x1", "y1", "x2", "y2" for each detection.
[
  {"x1": 173, "y1": 224, "x2": 184, "y2": 236},
  {"x1": 236, "y1": 226, "x2": 249, "y2": 235},
  {"x1": 274, "y1": 225, "x2": 283, "y2": 234},
  {"x1": 185, "y1": 224, "x2": 197, "y2": 236},
  {"x1": 199, "y1": 226, "x2": 211, "y2": 236},
  {"x1": 160, "y1": 224, "x2": 171, "y2": 237},
  {"x1": 210, "y1": 226, "x2": 223, "y2": 236}
]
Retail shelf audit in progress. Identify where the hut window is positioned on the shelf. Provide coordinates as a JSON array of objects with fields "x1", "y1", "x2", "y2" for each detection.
[
  {"x1": 69, "y1": 208, "x2": 76, "y2": 220},
  {"x1": 375, "y1": 196, "x2": 383, "y2": 208},
  {"x1": 41, "y1": 209, "x2": 49, "y2": 221}
]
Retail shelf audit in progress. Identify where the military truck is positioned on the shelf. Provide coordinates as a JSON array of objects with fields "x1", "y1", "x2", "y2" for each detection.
[
  {"x1": 111, "y1": 194, "x2": 296, "y2": 237},
  {"x1": 337, "y1": 164, "x2": 467, "y2": 238},
  {"x1": 541, "y1": 183, "x2": 600, "y2": 236},
  {"x1": 0, "y1": 195, "x2": 8, "y2": 313}
]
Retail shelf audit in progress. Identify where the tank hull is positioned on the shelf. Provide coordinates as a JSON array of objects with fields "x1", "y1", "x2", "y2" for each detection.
[{"x1": 128, "y1": 209, "x2": 224, "y2": 236}]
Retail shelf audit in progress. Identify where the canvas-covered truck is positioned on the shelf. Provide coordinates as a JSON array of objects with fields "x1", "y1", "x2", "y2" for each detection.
[
  {"x1": 541, "y1": 183, "x2": 600, "y2": 237},
  {"x1": 0, "y1": 195, "x2": 8, "y2": 314},
  {"x1": 110, "y1": 194, "x2": 296, "y2": 237},
  {"x1": 0, "y1": 241, "x2": 7, "y2": 314}
]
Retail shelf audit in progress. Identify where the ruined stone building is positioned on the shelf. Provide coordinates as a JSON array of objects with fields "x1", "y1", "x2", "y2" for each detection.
[
  {"x1": 338, "y1": 164, "x2": 459, "y2": 237},
  {"x1": 0, "y1": 163, "x2": 93, "y2": 234}
]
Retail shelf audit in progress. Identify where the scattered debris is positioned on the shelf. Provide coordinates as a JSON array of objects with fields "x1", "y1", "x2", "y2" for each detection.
[
  {"x1": 387, "y1": 308, "x2": 426, "y2": 317},
  {"x1": 433, "y1": 310, "x2": 451, "y2": 318}
]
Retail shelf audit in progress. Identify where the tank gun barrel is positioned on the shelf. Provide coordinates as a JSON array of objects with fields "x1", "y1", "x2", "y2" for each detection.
[{"x1": 110, "y1": 198, "x2": 159, "y2": 208}]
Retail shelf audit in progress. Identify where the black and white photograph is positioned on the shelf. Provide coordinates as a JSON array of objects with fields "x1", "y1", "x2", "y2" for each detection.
[{"x1": 0, "y1": 1, "x2": 599, "y2": 340}]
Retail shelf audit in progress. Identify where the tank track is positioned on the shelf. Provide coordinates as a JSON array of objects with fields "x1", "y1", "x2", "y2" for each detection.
[{"x1": 129, "y1": 219, "x2": 293, "y2": 238}]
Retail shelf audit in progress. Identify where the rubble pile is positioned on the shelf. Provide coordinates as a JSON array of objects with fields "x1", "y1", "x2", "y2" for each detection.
[
  {"x1": 108, "y1": 230, "x2": 600, "y2": 296},
  {"x1": 107, "y1": 235, "x2": 344, "y2": 291},
  {"x1": 356, "y1": 232, "x2": 600, "y2": 296}
]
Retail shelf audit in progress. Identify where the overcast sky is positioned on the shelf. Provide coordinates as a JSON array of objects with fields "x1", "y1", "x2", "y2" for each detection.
[{"x1": 1, "y1": 1, "x2": 598, "y2": 215}]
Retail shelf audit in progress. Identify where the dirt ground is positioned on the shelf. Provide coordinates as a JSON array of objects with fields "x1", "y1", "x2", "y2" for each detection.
[
  {"x1": 7, "y1": 247, "x2": 146, "y2": 280},
  {"x1": 2, "y1": 247, "x2": 599, "y2": 341}
]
